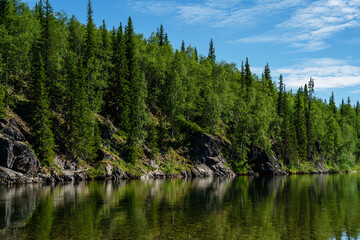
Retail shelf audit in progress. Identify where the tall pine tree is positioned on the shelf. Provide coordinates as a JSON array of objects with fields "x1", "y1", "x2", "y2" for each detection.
[
  {"x1": 125, "y1": 17, "x2": 148, "y2": 162},
  {"x1": 208, "y1": 39, "x2": 215, "y2": 62},
  {"x1": 30, "y1": 51, "x2": 55, "y2": 165},
  {"x1": 294, "y1": 88, "x2": 307, "y2": 160}
]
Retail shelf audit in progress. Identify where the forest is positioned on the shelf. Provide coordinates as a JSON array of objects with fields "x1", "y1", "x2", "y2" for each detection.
[{"x1": 0, "y1": 0, "x2": 359, "y2": 175}]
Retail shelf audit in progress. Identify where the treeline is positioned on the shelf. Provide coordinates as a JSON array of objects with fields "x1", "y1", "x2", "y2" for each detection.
[{"x1": 0, "y1": 0, "x2": 359, "y2": 171}]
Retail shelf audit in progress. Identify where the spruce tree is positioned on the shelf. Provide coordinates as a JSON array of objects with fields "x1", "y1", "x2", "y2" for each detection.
[
  {"x1": 125, "y1": 17, "x2": 147, "y2": 162},
  {"x1": 99, "y1": 19, "x2": 111, "y2": 101},
  {"x1": 340, "y1": 98, "x2": 345, "y2": 116},
  {"x1": 181, "y1": 40, "x2": 185, "y2": 52},
  {"x1": 85, "y1": 0, "x2": 95, "y2": 62},
  {"x1": 68, "y1": 16, "x2": 82, "y2": 56},
  {"x1": 164, "y1": 33, "x2": 169, "y2": 46},
  {"x1": 158, "y1": 24, "x2": 164, "y2": 46},
  {"x1": 294, "y1": 88, "x2": 307, "y2": 160},
  {"x1": 306, "y1": 77, "x2": 315, "y2": 160},
  {"x1": 244, "y1": 58, "x2": 252, "y2": 86},
  {"x1": 208, "y1": 39, "x2": 215, "y2": 62},
  {"x1": 263, "y1": 63, "x2": 274, "y2": 95},
  {"x1": 66, "y1": 58, "x2": 98, "y2": 161},
  {"x1": 329, "y1": 92, "x2": 337, "y2": 115},
  {"x1": 194, "y1": 47, "x2": 198, "y2": 62},
  {"x1": 43, "y1": 0, "x2": 61, "y2": 109},
  {"x1": 84, "y1": 0, "x2": 103, "y2": 113},
  {"x1": 0, "y1": 0, "x2": 15, "y2": 88},
  {"x1": 30, "y1": 51, "x2": 55, "y2": 165},
  {"x1": 107, "y1": 23, "x2": 130, "y2": 129},
  {"x1": 277, "y1": 74, "x2": 284, "y2": 117}
]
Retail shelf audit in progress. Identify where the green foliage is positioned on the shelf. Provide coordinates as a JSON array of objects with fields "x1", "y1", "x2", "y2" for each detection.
[
  {"x1": 161, "y1": 149, "x2": 189, "y2": 175},
  {"x1": 30, "y1": 51, "x2": 55, "y2": 166},
  {"x1": 125, "y1": 17, "x2": 148, "y2": 162},
  {"x1": 0, "y1": 82, "x2": 5, "y2": 118},
  {"x1": 0, "y1": 0, "x2": 359, "y2": 172},
  {"x1": 86, "y1": 164, "x2": 107, "y2": 179},
  {"x1": 294, "y1": 88, "x2": 307, "y2": 160},
  {"x1": 65, "y1": 56, "x2": 98, "y2": 161},
  {"x1": 146, "y1": 116, "x2": 159, "y2": 157},
  {"x1": 208, "y1": 39, "x2": 215, "y2": 62}
]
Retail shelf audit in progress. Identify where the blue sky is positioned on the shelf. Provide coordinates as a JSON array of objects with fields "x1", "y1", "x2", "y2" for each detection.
[{"x1": 25, "y1": 0, "x2": 360, "y2": 105}]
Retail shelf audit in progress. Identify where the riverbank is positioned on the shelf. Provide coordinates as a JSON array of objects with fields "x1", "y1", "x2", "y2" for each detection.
[
  {"x1": 0, "y1": 157, "x2": 348, "y2": 185},
  {"x1": 0, "y1": 112, "x2": 354, "y2": 185}
]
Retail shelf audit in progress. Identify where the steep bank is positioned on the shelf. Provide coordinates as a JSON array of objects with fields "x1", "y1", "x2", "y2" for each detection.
[
  {"x1": 0, "y1": 112, "x2": 337, "y2": 185},
  {"x1": 0, "y1": 114, "x2": 237, "y2": 184}
]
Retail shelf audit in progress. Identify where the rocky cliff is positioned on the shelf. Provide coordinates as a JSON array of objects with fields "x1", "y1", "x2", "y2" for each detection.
[{"x1": 0, "y1": 115, "x2": 236, "y2": 184}]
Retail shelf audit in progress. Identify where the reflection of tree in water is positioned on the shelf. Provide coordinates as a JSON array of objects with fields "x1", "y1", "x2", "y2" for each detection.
[
  {"x1": 0, "y1": 184, "x2": 49, "y2": 232},
  {"x1": 1, "y1": 175, "x2": 360, "y2": 239}
]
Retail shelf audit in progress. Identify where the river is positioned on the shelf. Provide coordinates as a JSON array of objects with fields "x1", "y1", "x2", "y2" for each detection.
[{"x1": 0, "y1": 174, "x2": 359, "y2": 239}]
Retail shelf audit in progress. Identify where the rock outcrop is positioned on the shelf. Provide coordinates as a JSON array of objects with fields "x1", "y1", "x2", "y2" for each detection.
[
  {"x1": 189, "y1": 134, "x2": 235, "y2": 177},
  {"x1": 0, "y1": 119, "x2": 40, "y2": 177},
  {"x1": 247, "y1": 151, "x2": 287, "y2": 175}
]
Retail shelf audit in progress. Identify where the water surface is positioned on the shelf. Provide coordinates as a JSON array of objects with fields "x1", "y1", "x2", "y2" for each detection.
[{"x1": 0, "y1": 174, "x2": 360, "y2": 239}]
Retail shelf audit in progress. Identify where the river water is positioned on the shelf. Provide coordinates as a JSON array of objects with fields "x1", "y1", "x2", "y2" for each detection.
[{"x1": 0, "y1": 174, "x2": 359, "y2": 239}]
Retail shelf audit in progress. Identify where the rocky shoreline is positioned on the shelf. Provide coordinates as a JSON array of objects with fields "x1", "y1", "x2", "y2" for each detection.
[
  {"x1": 0, "y1": 116, "x2": 238, "y2": 184},
  {"x1": 0, "y1": 116, "x2": 333, "y2": 185}
]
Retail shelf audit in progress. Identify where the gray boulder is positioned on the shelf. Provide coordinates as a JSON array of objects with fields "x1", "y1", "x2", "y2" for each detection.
[
  {"x1": 0, "y1": 119, "x2": 40, "y2": 177},
  {"x1": 247, "y1": 151, "x2": 287, "y2": 175},
  {"x1": 191, "y1": 134, "x2": 235, "y2": 177}
]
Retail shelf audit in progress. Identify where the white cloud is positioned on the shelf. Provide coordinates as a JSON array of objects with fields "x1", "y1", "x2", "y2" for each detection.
[
  {"x1": 205, "y1": 0, "x2": 243, "y2": 9},
  {"x1": 261, "y1": 58, "x2": 360, "y2": 90},
  {"x1": 128, "y1": 0, "x2": 304, "y2": 27},
  {"x1": 236, "y1": 0, "x2": 360, "y2": 51},
  {"x1": 129, "y1": 0, "x2": 360, "y2": 51},
  {"x1": 214, "y1": 0, "x2": 304, "y2": 27},
  {"x1": 129, "y1": 1, "x2": 177, "y2": 16}
]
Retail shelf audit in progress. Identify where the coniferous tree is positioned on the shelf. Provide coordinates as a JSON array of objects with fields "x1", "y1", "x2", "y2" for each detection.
[
  {"x1": 263, "y1": 63, "x2": 275, "y2": 96},
  {"x1": 181, "y1": 40, "x2": 185, "y2": 52},
  {"x1": 306, "y1": 77, "x2": 315, "y2": 160},
  {"x1": 208, "y1": 39, "x2": 215, "y2": 62},
  {"x1": 294, "y1": 88, "x2": 307, "y2": 160},
  {"x1": 85, "y1": 0, "x2": 95, "y2": 62},
  {"x1": 68, "y1": 16, "x2": 83, "y2": 57},
  {"x1": 340, "y1": 98, "x2": 345, "y2": 116},
  {"x1": 99, "y1": 19, "x2": 110, "y2": 100},
  {"x1": 0, "y1": 0, "x2": 17, "y2": 89},
  {"x1": 43, "y1": 0, "x2": 63, "y2": 108},
  {"x1": 125, "y1": 17, "x2": 148, "y2": 162},
  {"x1": 30, "y1": 51, "x2": 55, "y2": 165},
  {"x1": 84, "y1": 0, "x2": 104, "y2": 113},
  {"x1": 108, "y1": 23, "x2": 129, "y2": 128},
  {"x1": 277, "y1": 74, "x2": 284, "y2": 117},
  {"x1": 157, "y1": 24, "x2": 164, "y2": 46},
  {"x1": 164, "y1": 33, "x2": 169, "y2": 46},
  {"x1": 164, "y1": 50, "x2": 186, "y2": 140},
  {"x1": 283, "y1": 90, "x2": 298, "y2": 164},
  {"x1": 194, "y1": 47, "x2": 198, "y2": 62},
  {"x1": 65, "y1": 55, "x2": 98, "y2": 161},
  {"x1": 244, "y1": 57, "x2": 252, "y2": 88},
  {"x1": 329, "y1": 92, "x2": 337, "y2": 115}
]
